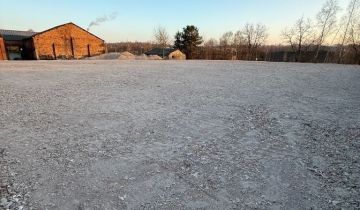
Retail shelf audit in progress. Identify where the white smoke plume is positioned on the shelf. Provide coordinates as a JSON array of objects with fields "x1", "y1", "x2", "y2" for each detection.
[{"x1": 87, "y1": 12, "x2": 118, "y2": 31}]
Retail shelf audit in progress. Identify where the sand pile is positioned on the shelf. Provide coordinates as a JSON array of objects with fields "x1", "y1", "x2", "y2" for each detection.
[
  {"x1": 135, "y1": 54, "x2": 149, "y2": 60},
  {"x1": 147, "y1": 55, "x2": 163, "y2": 60},
  {"x1": 88, "y1": 52, "x2": 163, "y2": 60},
  {"x1": 118, "y1": 51, "x2": 135, "y2": 60},
  {"x1": 88, "y1": 52, "x2": 120, "y2": 60}
]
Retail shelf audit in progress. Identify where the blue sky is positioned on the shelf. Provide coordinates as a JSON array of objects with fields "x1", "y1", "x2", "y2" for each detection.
[{"x1": 0, "y1": 0, "x2": 349, "y2": 44}]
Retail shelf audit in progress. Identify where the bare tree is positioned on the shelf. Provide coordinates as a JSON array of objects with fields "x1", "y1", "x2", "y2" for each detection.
[
  {"x1": 348, "y1": 24, "x2": 360, "y2": 64},
  {"x1": 282, "y1": 16, "x2": 314, "y2": 62},
  {"x1": 347, "y1": 3, "x2": 360, "y2": 64},
  {"x1": 338, "y1": 0, "x2": 359, "y2": 63},
  {"x1": 219, "y1": 31, "x2": 234, "y2": 59},
  {"x1": 233, "y1": 30, "x2": 245, "y2": 59},
  {"x1": 313, "y1": 0, "x2": 340, "y2": 62},
  {"x1": 204, "y1": 38, "x2": 219, "y2": 59},
  {"x1": 154, "y1": 26, "x2": 170, "y2": 57},
  {"x1": 241, "y1": 23, "x2": 268, "y2": 60},
  {"x1": 219, "y1": 31, "x2": 234, "y2": 46},
  {"x1": 204, "y1": 38, "x2": 218, "y2": 47},
  {"x1": 233, "y1": 31, "x2": 245, "y2": 46}
]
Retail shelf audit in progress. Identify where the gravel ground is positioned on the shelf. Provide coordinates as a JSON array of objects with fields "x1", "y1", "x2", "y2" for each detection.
[{"x1": 0, "y1": 60, "x2": 359, "y2": 210}]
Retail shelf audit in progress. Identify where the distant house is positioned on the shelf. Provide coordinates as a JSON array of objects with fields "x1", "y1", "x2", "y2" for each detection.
[
  {"x1": 0, "y1": 22, "x2": 105, "y2": 60},
  {"x1": 145, "y1": 48, "x2": 186, "y2": 60}
]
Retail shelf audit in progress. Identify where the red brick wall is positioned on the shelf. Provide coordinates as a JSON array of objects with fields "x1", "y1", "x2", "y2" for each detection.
[
  {"x1": 33, "y1": 23, "x2": 105, "y2": 60},
  {"x1": 0, "y1": 37, "x2": 7, "y2": 60}
]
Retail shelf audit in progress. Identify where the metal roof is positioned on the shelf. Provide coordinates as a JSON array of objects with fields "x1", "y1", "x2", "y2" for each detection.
[
  {"x1": 0, "y1": 29, "x2": 38, "y2": 41},
  {"x1": 145, "y1": 48, "x2": 178, "y2": 57},
  {"x1": 0, "y1": 23, "x2": 104, "y2": 42}
]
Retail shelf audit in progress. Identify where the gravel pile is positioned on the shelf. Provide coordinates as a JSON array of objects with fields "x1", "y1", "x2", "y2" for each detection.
[
  {"x1": 135, "y1": 54, "x2": 149, "y2": 60},
  {"x1": 88, "y1": 52, "x2": 121, "y2": 60},
  {"x1": 118, "y1": 51, "x2": 135, "y2": 60},
  {"x1": 147, "y1": 55, "x2": 163, "y2": 60},
  {"x1": 89, "y1": 52, "x2": 163, "y2": 60}
]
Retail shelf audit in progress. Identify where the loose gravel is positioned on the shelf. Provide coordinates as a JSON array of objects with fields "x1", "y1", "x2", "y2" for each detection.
[{"x1": 0, "y1": 60, "x2": 359, "y2": 209}]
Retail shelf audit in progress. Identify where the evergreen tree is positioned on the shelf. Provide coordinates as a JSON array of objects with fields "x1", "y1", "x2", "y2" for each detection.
[
  {"x1": 174, "y1": 31, "x2": 183, "y2": 50},
  {"x1": 174, "y1": 25, "x2": 203, "y2": 59}
]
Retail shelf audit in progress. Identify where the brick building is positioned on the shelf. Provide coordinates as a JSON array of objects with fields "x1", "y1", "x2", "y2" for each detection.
[
  {"x1": 0, "y1": 35, "x2": 7, "y2": 60},
  {"x1": 0, "y1": 23, "x2": 105, "y2": 60}
]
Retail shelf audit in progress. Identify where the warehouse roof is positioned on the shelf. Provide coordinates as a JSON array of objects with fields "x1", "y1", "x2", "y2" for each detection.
[
  {"x1": 0, "y1": 29, "x2": 38, "y2": 41},
  {"x1": 31, "y1": 22, "x2": 104, "y2": 41},
  {"x1": 0, "y1": 22, "x2": 104, "y2": 42}
]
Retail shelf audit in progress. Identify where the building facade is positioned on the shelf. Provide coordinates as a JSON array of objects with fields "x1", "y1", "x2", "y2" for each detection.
[
  {"x1": 0, "y1": 36, "x2": 7, "y2": 60},
  {"x1": 0, "y1": 23, "x2": 105, "y2": 60}
]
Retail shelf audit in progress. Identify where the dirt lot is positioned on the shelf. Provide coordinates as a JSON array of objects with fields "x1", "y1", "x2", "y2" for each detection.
[{"x1": 0, "y1": 60, "x2": 359, "y2": 210}]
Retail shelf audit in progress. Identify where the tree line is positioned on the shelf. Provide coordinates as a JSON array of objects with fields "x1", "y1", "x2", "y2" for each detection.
[{"x1": 107, "y1": 0, "x2": 360, "y2": 64}]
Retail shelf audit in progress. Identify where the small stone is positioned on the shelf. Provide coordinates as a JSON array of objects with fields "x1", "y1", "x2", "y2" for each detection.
[
  {"x1": 5, "y1": 201, "x2": 13, "y2": 209},
  {"x1": 192, "y1": 172, "x2": 199, "y2": 178},
  {"x1": 0, "y1": 197, "x2": 8, "y2": 207},
  {"x1": 119, "y1": 195, "x2": 127, "y2": 201},
  {"x1": 331, "y1": 200, "x2": 340, "y2": 205}
]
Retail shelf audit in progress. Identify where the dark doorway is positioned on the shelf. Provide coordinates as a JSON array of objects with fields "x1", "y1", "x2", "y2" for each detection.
[
  {"x1": 52, "y1": 43, "x2": 57, "y2": 60},
  {"x1": 70, "y1": 37, "x2": 75, "y2": 58},
  {"x1": 87, "y1": 44, "x2": 91, "y2": 57}
]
